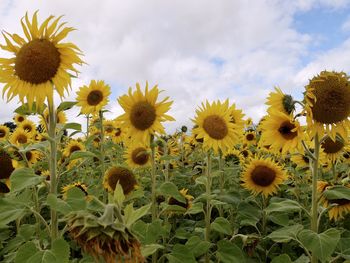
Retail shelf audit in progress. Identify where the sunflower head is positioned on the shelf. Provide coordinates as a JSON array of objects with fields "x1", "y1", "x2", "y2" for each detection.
[
  {"x1": 76, "y1": 80, "x2": 111, "y2": 114},
  {"x1": 103, "y1": 166, "x2": 137, "y2": 195},
  {"x1": 320, "y1": 135, "x2": 346, "y2": 163},
  {"x1": 125, "y1": 144, "x2": 151, "y2": 168},
  {"x1": 62, "y1": 182, "x2": 88, "y2": 200},
  {"x1": 13, "y1": 114, "x2": 26, "y2": 124},
  {"x1": 18, "y1": 119, "x2": 36, "y2": 137},
  {"x1": 63, "y1": 140, "x2": 85, "y2": 157},
  {"x1": 0, "y1": 150, "x2": 15, "y2": 180},
  {"x1": 241, "y1": 157, "x2": 287, "y2": 197},
  {"x1": 305, "y1": 71, "x2": 350, "y2": 140},
  {"x1": 266, "y1": 87, "x2": 295, "y2": 115},
  {"x1": 168, "y1": 188, "x2": 194, "y2": 210},
  {"x1": 40, "y1": 108, "x2": 67, "y2": 130},
  {"x1": 0, "y1": 125, "x2": 10, "y2": 141},
  {"x1": 10, "y1": 128, "x2": 31, "y2": 145},
  {"x1": 0, "y1": 12, "x2": 84, "y2": 106}
]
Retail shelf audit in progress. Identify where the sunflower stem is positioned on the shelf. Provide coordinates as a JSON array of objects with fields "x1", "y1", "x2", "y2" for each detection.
[
  {"x1": 311, "y1": 133, "x2": 320, "y2": 263},
  {"x1": 48, "y1": 97, "x2": 58, "y2": 245},
  {"x1": 218, "y1": 151, "x2": 224, "y2": 217},
  {"x1": 332, "y1": 162, "x2": 337, "y2": 182},
  {"x1": 205, "y1": 153, "x2": 212, "y2": 263},
  {"x1": 99, "y1": 110, "x2": 107, "y2": 203},
  {"x1": 150, "y1": 139, "x2": 158, "y2": 263},
  {"x1": 86, "y1": 114, "x2": 90, "y2": 138}
]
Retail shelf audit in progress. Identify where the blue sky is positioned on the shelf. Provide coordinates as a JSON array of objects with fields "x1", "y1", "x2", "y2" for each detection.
[{"x1": 0, "y1": 0, "x2": 350, "y2": 132}]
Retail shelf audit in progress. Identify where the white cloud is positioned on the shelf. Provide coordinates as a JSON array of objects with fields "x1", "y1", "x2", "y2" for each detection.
[{"x1": 0, "y1": 0, "x2": 349, "y2": 133}]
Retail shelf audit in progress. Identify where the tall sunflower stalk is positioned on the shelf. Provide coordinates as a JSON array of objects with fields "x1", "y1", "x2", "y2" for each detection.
[
  {"x1": 99, "y1": 110, "x2": 107, "y2": 202},
  {"x1": 205, "y1": 153, "x2": 212, "y2": 263}
]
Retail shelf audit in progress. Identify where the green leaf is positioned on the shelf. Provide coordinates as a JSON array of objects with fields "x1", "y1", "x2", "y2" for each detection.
[
  {"x1": 298, "y1": 228, "x2": 340, "y2": 262},
  {"x1": 0, "y1": 198, "x2": 26, "y2": 226},
  {"x1": 51, "y1": 238, "x2": 70, "y2": 263},
  {"x1": 57, "y1": 101, "x2": 77, "y2": 112},
  {"x1": 337, "y1": 230, "x2": 350, "y2": 256},
  {"x1": 124, "y1": 203, "x2": 151, "y2": 228},
  {"x1": 166, "y1": 244, "x2": 196, "y2": 263},
  {"x1": 185, "y1": 202, "x2": 204, "y2": 215},
  {"x1": 27, "y1": 250, "x2": 56, "y2": 263},
  {"x1": 211, "y1": 217, "x2": 232, "y2": 235},
  {"x1": 268, "y1": 224, "x2": 303, "y2": 243},
  {"x1": 141, "y1": 244, "x2": 164, "y2": 257},
  {"x1": 62, "y1": 122, "x2": 81, "y2": 131},
  {"x1": 14, "y1": 102, "x2": 43, "y2": 115},
  {"x1": 65, "y1": 187, "x2": 87, "y2": 211},
  {"x1": 10, "y1": 168, "x2": 44, "y2": 192},
  {"x1": 132, "y1": 219, "x2": 168, "y2": 244},
  {"x1": 236, "y1": 201, "x2": 261, "y2": 227},
  {"x1": 46, "y1": 194, "x2": 72, "y2": 215},
  {"x1": 18, "y1": 225, "x2": 36, "y2": 241},
  {"x1": 216, "y1": 240, "x2": 244, "y2": 263},
  {"x1": 24, "y1": 141, "x2": 49, "y2": 152},
  {"x1": 15, "y1": 241, "x2": 38, "y2": 263},
  {"x1": 266, "y1": 198, "x2": 302, "y2": 214},
  {"x1": 158, "y1": 182, "x2": 185, "y2": 203},
  {"x1": 69, "y1": 150, "x2": 96, "y2": 160},
  {"x1": 323, "y1": 185, "x2": 350, "y2": 200},
  {"x1": 113, "y1": 183, "x2": 125, "y2": 207},
  {"x1": 271, "y1": 254, "x2": 292, "y2": 263},
  {"x1": 195, "y1": 175, "x2": 207, "y2": 186},
  {"x1": 185, "y1": 236, "x2": 211, "y2": 257},
  {"x1": 268, "y1": 212, "x2": 289, "y2": 226}
]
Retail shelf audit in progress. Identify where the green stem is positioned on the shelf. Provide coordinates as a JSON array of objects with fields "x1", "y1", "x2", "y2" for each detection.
[
  {"x1": 151, "y1": 140, "x2": 158, "y2": 263},
  {"x1": 48, "y1": 98, "x2": 58, "y2": 244},
  {"x1": 86, "y1": 114, "x2": 90, "y2": 138},
  {"x1": 205, "y1": 153, "x2": 212, "y2": 263},
  {"x1": 332, "y1": 162, "x2": 337, "y2": 182},
  {"x1": 311, "y1": 133, "x2": 320, "y2": 263},
  {"x1": 99, "y1": 111, "x2": 106, "y2": 202},
  {"x1": 218, "y1": 151, "x2": 224, "y2": 217}
]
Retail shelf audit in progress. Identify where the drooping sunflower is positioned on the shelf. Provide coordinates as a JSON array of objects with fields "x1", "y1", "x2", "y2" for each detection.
[
  {"x1": 320, "y1": 135, "x2": 347, "y2": 164},
  {"x1": 0, "y1": 12, "x2": 83, "y2": 106},
  {"x1": 0, "y1": 125, "x2": 10, "y2": 141},
  {"x1": 318, "y1": 182, "x2": 350, "y2": 221},
  {"x1": 76, "y1": 80, "x2": 111, "y2": 114},
  {"x1": 40, "y1": 107, "x2": 67, "y2": 130},
  {"x1": 63, "y1": 140, "x2": 85, "y2": 157},
  {"x1": 0, "y1": 150, "x2": 15, "y2": 180},
  {"x1": 241, "y1": 157, "x2": 287, "y2": 197},
  {"x1": 304, "y1": 71, "x2": 350, "y2": 140},
  {"x1": 10, "y1": 128, "x2": 32, "y2": 146},
  {"x1": 18, "y1": 119, "x2": 36, "y2": 138},
  {"x1": 266, "y1": 86, "x2": 295, "y2": 115},
  {"x1": 124, "y1": 144, "x2": 151, "y2": 168},
  {"x1": 103, "y1": 166, "x2": 138, "y2": 195},
  {"x1": 259, "y1": 111, "x2": 303, "y2": 155},
  {"x1": 13, "y1": 114, "x2": 26, "y2": 124},
  {"x1": 117, "y1": 82, "x2": 174, "y2": 143},
  {"x1": 192, "y1": 100, "x2": 239, "y2": 154}
]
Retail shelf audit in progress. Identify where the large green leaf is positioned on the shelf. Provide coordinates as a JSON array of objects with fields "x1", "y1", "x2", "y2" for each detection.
[
  {"x1": 266, "y1": 198, "x2": 302, "y2": 214},
  {"x1": 185, "y1": 236, "x2": 211, "y2": 257},
  {"x1": 15, "y1": 242, "x2": 38, "y2": 263},
  {"x1": 185, "y1": 202, "x2": 204, "y2": 215},
  {"x1": 166, "y1": 244, "x2": 196, "y2": 263},
  {"x1": 46, "y1": 194, "x2": 72, "y2": 214},
  {"x1": 211, "y1": 217, "x2": 232, "y2": 235},
  {"x1": 10, "y1": 168, "x2": 44, "y2": 192},
  {"x1": 0, "y1": 198, "x2": 26, "y2": 226},
  {"x1": 14, "y1": 102, "x2": 43, "y2": 115},
  {"x1": 141, "y1": 244, "x2": 164, "y2": 257},
  {"x1": 236, "y1": 201, "x2": 261, "y2": 227},
  {"x1": 124, "y1": 203, "x2": 151, "y2": 228},
  {"x1": 158, "y1": 182, "x2": 185, "y2": 203},
  {"x1": 65, "y1": 187, "x2": 87, "y2": 211},
  {"x1": 323, "y1": 186, "x2": 350, "y2": 200},
  {"x1": 268, "y1": 224, "x2": 303, "y2": 243},
  {"x1": 298, "y1": 228, "x2": 340, "y2": 262},
  {"x1": 216, "y1": 240, "x2": 244, "y2": 263},
  {"x1": 271, "y1": 254, "x2": 292, "y2": 263},
  {"x1": 51, "y1": 238, "x2": 70, "y2": 263},
  {"x1": 57, "y1": 101, "x2": 77, "y2": 112},
  {"x1": 62, "y1": 122, "x2": 81, "y2": 131},
  {"x1": 69, "y1": 151, "x2": 96, "y2": 160}
]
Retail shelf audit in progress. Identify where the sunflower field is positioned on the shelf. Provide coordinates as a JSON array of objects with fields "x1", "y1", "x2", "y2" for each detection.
[{"x1": 1, "y1": 11, "x2": 350, "y2": 263}]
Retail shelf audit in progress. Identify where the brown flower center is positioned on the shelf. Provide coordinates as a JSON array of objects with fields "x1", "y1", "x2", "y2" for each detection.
[
  {"x1": 131, "y1": 147, "x2": 149, "y2": 165},
  {"x1": 321, "y1": 137, "x2": 344, "y2": 154},
  {"x1": 302, "y1": 155, "x2": 310, "y2": 164},
  {"x1": 106, "y1": 167, "x2": 136, "y2": 195},
  {"x1": 330, "y1": 198, "x2": 350, "y2": 205},
  {"x1": 241, "y1": 150, "x2": 249, "y2": 158},
  {"x1": 0, "y1": 151, "x2": 14, "y2": 179},
  {"x1": 130, "y1": 101, "x2": 156, "y2": 130},
  {"x1": 69, "y1": 145, "x2": 82, "y2": 154},
  {"x1": 278, "y1": 121, "x2": 297, "y2": 140},
  {"x1": 87, "y1": 90, "x2": 103, "y2": 106},
  {"x1": 0, "y1": 129, "x2": 6, "y2": 138},
  {"x1": 203, "y1": 115, "x2": 228, "y2": 140},
  {"x1": 105, "y1": 126, "x2": 114, "y2": 133},
  {"x1": 251, "y1": 165, "x2": 276, "y2": 187},
  {"x1": 0, "y1": 182, "x2": 10, "y2": 193},
  {"x1": 246, "y1": 133, "x2": 255, "y2": 141},
  {"x1": 23, "y1": 124, "x2": 33, "y2": 132},
  {"x1": 15, "y1": 39, "x2": 60, "y2": 84},
  {"x1": 18, "y1": 116, "x2": 24, "y2": 122},
  {"x1": 115, "y1": 128, "x2": 121, "y2": 137},
  {"x1": 25, "y1": 151, "x2": 32, "y2": 161},
  {"x1": 17, "y1": 134, "x2": 28, "y2": 144},
  {"x1": 309, "y1": 75, "x2": 350, "y2": 124}
]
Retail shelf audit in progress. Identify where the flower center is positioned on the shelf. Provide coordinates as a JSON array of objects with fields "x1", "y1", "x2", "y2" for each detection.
[
  {"x1": 0, "y1": 129, "x2": 6, "y2": 138},
  {"x1": 25, "y1": 151, "x2": 32, "y2": 161},
  {"x1": 203, "y1": 115, "x2": 228, "y2": 140},
  {"x1": 115, "y1": 128, "x2": 121, "y2": 137},
  {"x1": 251, "y1": 165, "x2": 276, "y2": 187},
  {"x1": 69, "y1": 145, "x2": 82, "y2": 154},
  {"x1": 18, "y1": 116, "x2": 24, "y2": 122},
  {"x1": 17, "y1": 134, "x2": 28, "y2": 144},
  {"x1": 302, "y1": 155, "x2": 310, "y2": 164},
  {"x1": 0, "y1": 151, "x2": 14, "y2": 179},
  {"x1": 23, "y1": 124, "x2": 33, "y2": 132},
  {"x1": 278, "y1": 121, "x2": 297, "y2": 140},
  {"x1": 310, "y1": 76, "x2": 350, "y2": 124},
  {"x1": 15, "y1": 39, "x2": 60, "y2": 84},
  {"x1": 282, "y1": 94, "x2": 295, "y2": 114},
  {"x1": 131, "y1": 147, "x2": 149, "y2": 165},
  {"x1": 246, "y1": 133, "x2": 255, "y2": 141},
  {"x1": 105, "y1": 126, "x2": 114, "y2": 133},
  {"x1": 130, "y1": 101, "x2": 156, "y2": 130},
  {"x1": 330, "y1": 198, "x2": 350, "y2": 205},
  {"x1": 87, "y1": 90, "x2": 103, "y2": 106},
  {"x1": 321, "y1": 137, "x2": 344, "y2": 154},
  {"x1": 107, "y1": 167, "x2": 136, "y2": 195},
  {"x1": 0, "y1": 182, "x2": 10, "y2": 193}
]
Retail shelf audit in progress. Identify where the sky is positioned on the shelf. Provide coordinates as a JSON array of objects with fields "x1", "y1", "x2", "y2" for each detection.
[{"x1": 0, "y1": 0, "x2": 350, "y2": 133}]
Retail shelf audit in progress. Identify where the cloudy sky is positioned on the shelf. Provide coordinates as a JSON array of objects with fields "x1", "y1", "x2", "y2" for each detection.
[{"x1": 1, "y1": 0, "x2": 350, "y2": 132}]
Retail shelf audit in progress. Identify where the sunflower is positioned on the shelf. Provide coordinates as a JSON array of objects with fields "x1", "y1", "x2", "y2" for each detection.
[
  {"x1": 10, "y1": 128, "x2": 32, "y2": 146},
  {"x1": 124, "y1": 144, "x2": 151, "y2": 168},
  {"x1": 117, "y1": 82, "x2": 174, "y2": 143},
  {"x1": 103, "y1": 166, "x2": 138, "y2": 195},
  {"x1": 40, "y1": 107, "x2": 67, "y2": 130},
  {"x1": 259, "y1": 111, "x2": 303, "y2": 155},
  {"x1": 318, "y1": 182, "x2": 350, "y2": 221},
  {"x1": 103, "y1": 120, "x2": 115, "y2": 136},
  {"x1": 76, "y1": 80, "x2": 111, "y2": 114},
  {"x1": 12, "y1": 150, "x2": 40, "y2": 168},
  {"x1": 244, "y1": 131, "x2": 257, "y2": 146},
  {"x1": 0, "y1": 150, "x2": 15, "y2": 180},
  {"x1": 0, "y1": 11, "x2": 83, "y2": 106},
  {"x1": 0, "y1": 125, "x2": 10, "y2": 141},
  {"x1": 266, "y1": 87, "x2": 295, "y2": 115},
  {"x1": 224, "y1": 148, "x2": 245, "y2": 165},
  {"x1": 229, "y1": 103, "x2": 245, "y2": 131},
  {"x1": 168, "y1": 188, "x2": 194, "y2": 210},
  {"x1": 241, "y1": 157, "x2": 287, "y2": 197},
  {"x1": 88, "y1": 127, "x2": 102, "y2": 147},
  {"x1": 304, "y1": 71, "x2": 350, "y2": 140},
  {"x1": 63, "y1": 140, "x2": 85, "y2": 157},
  {"x1": 18, "y1": 119, "x2": 36, "y2": 138},
  {"x1": 320, "y1": 135, "x2": 346, "y2": 164},
  {"x1": 62, "y1": 182, "x2": 88, "y2": 200},
  {"x1": 13, "y1": 114, "x2": 26, "y2": 124},
  {"x1": 192, "y1": 100, "x2": 239, "y2": 154}
]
